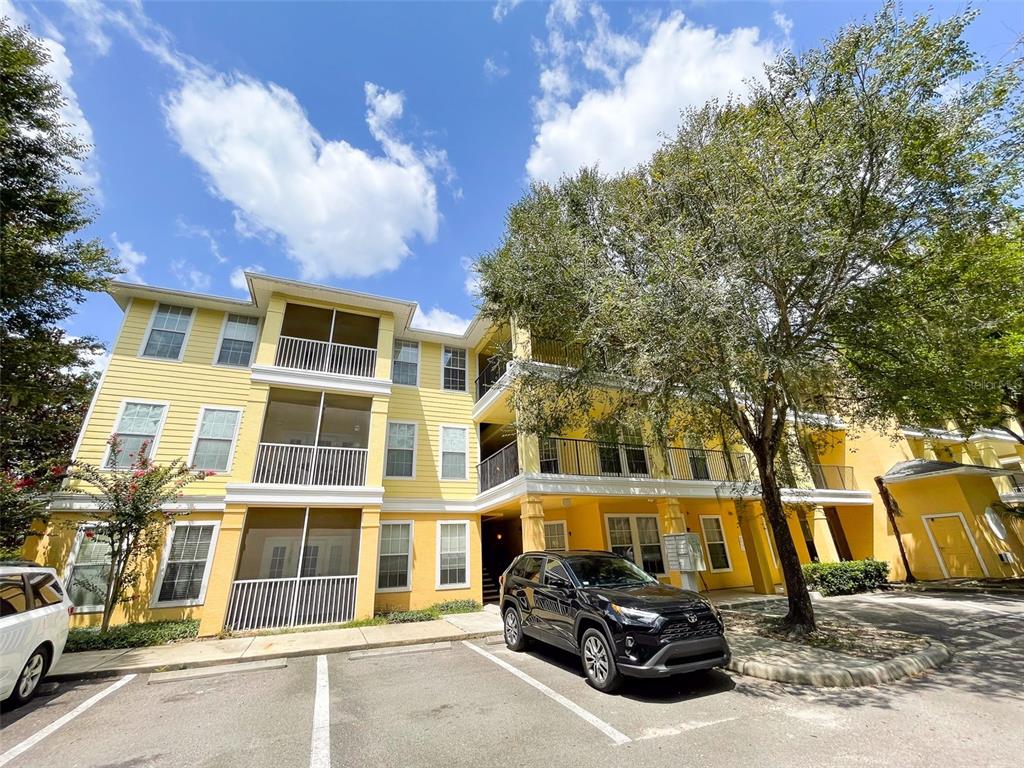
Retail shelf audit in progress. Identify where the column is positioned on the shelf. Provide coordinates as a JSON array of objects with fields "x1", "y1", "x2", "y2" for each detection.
[
  {"x1": 254, "y1": 293, "x2": 287, "y2": 366},
  {"x1": 198, "y1": 504, "x2": 248, "y2": 636},
  {"x1": 374, "y1": 313, "x2": 395, "y2": 380},
  {"x1": 811, "y1": 505, "x2": 840, "y2": 563},
  {"x1": 520, "y1": 495, "x2": 546, "y2": 551},
  {"x1": 354, "y1": 506, "x2": 381, "y2": 618},
  {"x1": 737, "y1": 503, "x2": 776, "y2": 595},
  {"x1": 656, "y1": 498, "x2": 686, "y2": 588},
  {"x1": 510, "y1": 315, "x2": 532, "y2": 361},
  {"x1": 365, "y1": 395, "x2": 391, "y2": 487}
]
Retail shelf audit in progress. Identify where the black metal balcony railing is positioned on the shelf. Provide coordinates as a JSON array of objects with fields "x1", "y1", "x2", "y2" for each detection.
[
  {"x1": 477, "y1": 442, "x2": 520, "y2": 492},
  {"x1": 538, "y1": 437, "x2": 651, "y2": 478},
  {"x1": 475, "y1": 359, "x2": 506, "y2": 401},
  {"x1": 666, "y1": 448, "x2": 751, "y2": 482},
  {"x1": 530, "y1": 338, "x2": 586, "y2": 368},
  {"x1": 810, "y1": 464, "x2": 857, "y2": 490},
  {"x1": 1009, "y1": 472, "x2": 1024, "y2": 493}
]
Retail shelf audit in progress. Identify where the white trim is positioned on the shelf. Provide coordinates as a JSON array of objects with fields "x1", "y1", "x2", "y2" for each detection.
[
  {"x1": 64, "y1": 523, "x2": 109, "y2": 614},
  {"x1": 376, "y1": 520, "x2": 414, "y2": 593},
  {"x1": 779, "y1": 487, "x2": 874, "y2": 506},
  {"x1": 1000, "y1": 491, "x2": 1024, "y2": 505},
  {"x1": 380, "y1": 499, "x2": 478, "y2": 513},
  {"x1": 391, "y1": 339, "x2": 421, "y2": 388},
  {"x1": 384, "y1": 421, "x2": 418, "y2": 480},
  {"x1": 440, "y1": 345, "x2": 469, "y2": 393},
  {"x1": 186, "y1": 405, "x2": 244, "y2": 473},
  {"x1": 698, "y1": 514, "x2": 733, "y2": 572},
  {"x1": 101, "y1": 399, "x2": 170, "y2": 469},
  {"x1": 543, "y1": 520, "x2": 568, "y2": 551},
  {"x1": 224, "y1": 483, "x2": 385, "y2": 507},
  {"x1": 250, "y1": 363, "x2": 392, "y2": 397},
  {"x1": 470, "y1": 366, "x2": 512, "y2": 422},
  {"x1": 212, "y1": 312, "x2": 261, "y2": 369},
  {"x1": 48, "y1": 494, "x2": 226, "y2": 513},
  {"x1": 922, "y1": 512, "x2": 990, "y2": 579},
  {"x1": 439, "y1": 424, "x2": 470, "y2": 481},
  {"x1": 138, "y1": 302, "x2": 195, "y2": 362},
  {"x1": 603, "y1": 513, "x2": 667, "y2": 577},
  {"x1": 150, "y1": 520, "x2": 221, "y2": 608},
  {"x1": 436, "y1": 519, "x2": 471, "y2": 590}
]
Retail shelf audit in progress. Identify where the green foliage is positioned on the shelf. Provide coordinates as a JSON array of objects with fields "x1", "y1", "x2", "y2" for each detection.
[
  {"x1": 0, "y1": 19, "x2": 120, "y2": 483},
  {"x1": 0, "y1": 466, "x2": 61, "y2": 558},
  {"x1": 802, "y1": 560, "x2": 891, "y2": 596},
  {"x1": 65, "y1": 620, "x2": 199, "y2": 653},
  {"x1": 432, "y1": 599, "x2": 482, "y2": 615},
  {"x1": 376, "y1": 600, "x2": 484, "y2": 624},
  {"x1": 381, "y1": 609, "x2": 437, "y2": 623}
]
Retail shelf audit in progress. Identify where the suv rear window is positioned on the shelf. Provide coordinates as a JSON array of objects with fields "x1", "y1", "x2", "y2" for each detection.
[
  {"x1": 29, "y1": 573, "x2": 64, "y2": 609},
  {"x1": 511, "y1": 556, "x2": 544, "y2": 583},
  {"x1": 0, "y1": 575, "x2": 28, "y2": 616}
]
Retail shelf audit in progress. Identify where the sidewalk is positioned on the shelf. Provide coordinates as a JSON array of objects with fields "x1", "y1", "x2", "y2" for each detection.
[{"x1": 51, "y1": 609, "x2": 504, "y2": 682}]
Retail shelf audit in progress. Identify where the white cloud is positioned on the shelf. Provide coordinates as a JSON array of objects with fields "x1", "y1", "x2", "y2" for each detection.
[
  {"x1": 527, "y1": 9, "x2": 779, "y2": 184},
  {"x1": 772, "y1": 11, "x2": 794, "y2": 38},
  {"x1": 230, "y1": 264, "x2": 265, "y2": 293},
  {"x1": 111, "y1": 233, "x2": 146, "y2": 283},
  {"x1": 175, "y1": 217, "x2": 226, "y2": 264},
  {"x1": 412, "y1": 306, "x2": 471, "y2": 335},
  {"x1": 483, "y1": 57, "x2": 510, "y2": 80},
  {"x1": 492, "y1": 0, "x2": 522, "y2": 23},
  {"x1": 461, "y1": 257, "x2": 481, "y2": 298},
  {"x1": 171, "y1": 259, "x2": 211, "y2": 292},
  {"x1": 64, "y1": 335, "x2": 110, "y2": 375},
  {"x1": 65, "y1": 0, "x2": 112, "y2": 55}
]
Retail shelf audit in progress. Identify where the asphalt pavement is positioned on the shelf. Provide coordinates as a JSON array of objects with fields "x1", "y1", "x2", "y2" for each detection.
[{"x1": 1, "y1": 591, "x2": 1021, "y2": 768}]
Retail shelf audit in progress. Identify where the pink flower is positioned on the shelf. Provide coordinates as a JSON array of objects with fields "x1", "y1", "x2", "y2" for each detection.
[
  {"x1": 14, "y1": 476, "x2": 36, "y2": 490},
  {"x1": 203, "y1": 470, "x2": 217, "y2": 478}
]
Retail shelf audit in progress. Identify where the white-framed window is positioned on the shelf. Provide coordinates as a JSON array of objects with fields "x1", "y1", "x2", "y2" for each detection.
[
  {"x1": 440, "y1": 426, "x2": 468, "y2": 480},
  {"x1": 105, "y1": 401, "x2": 168, "y2": 468},
  {"x1": 385, "y1": 422, "x2": 417, "y2": 478},
  {"x1": 377, "y1": 521, "x2": 413, "y2": 592},
  {"x1": 605, "y1": 514, "x2": 665, "y2": 575},
  {"x1": 437, "y1": 520, "x2": 470, "y2": 589},
  {"x1": 153, "y1": 521, "x2": 220, "y2": 606},
  {"x1": 544, "y1": 521, "x2": 568, "y2": 551},
  {"x1": 189, "y1": 407, "x2": 242, "y2": 472},
  {"x1": 141, "y1": 304, "x2": 194, "y2": 361},
  {"x1": 216, "y1": 314, "x2": 259, "y2": 367},
  {"x1": 392, "y1": 340, "x2": 419, "y2": 386},
  {"x1": 442, "y1": 346, "x2": 467, "y2": 392},
  {"x1": 699, "y1": 515, "x2": 732, "y2": 572},
  {"x1": 65, "y1": 525, "x2": 112, "y2": 612}
]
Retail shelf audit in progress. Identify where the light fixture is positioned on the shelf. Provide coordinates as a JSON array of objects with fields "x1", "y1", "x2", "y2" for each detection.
[{"x1": 496, "y1": 533, "x2": 503, "y2": 540}]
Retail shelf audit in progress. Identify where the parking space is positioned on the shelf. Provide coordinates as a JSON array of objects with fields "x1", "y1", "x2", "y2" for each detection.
[{"x1": 1, "y1": 592, "x2": 1021, "y2": 768}]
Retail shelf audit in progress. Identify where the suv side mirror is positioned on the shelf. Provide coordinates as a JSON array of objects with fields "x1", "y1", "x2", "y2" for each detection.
[{"x1": 546, "y1": 574, "x2": 571, "y2": 590}]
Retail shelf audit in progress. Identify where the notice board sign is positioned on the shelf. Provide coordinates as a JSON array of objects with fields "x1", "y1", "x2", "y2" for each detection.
[{"x1": 664, "y1": 532, "x2": 706, "y2": 573}]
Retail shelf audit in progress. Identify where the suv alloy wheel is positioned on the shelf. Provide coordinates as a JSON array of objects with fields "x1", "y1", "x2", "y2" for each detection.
[
  {"x1": 580, "y1": 628, "x2": 623, "y2": 693},
  {"x1": 11, "y1": 646, "x2": 49, "y2": 706},
  {"x1": 503, "y1": 605, "x2": 529, "y2": 651}
]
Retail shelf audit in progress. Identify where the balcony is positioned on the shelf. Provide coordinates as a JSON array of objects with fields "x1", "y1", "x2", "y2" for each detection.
[
  {"x1": 540, "y1": 437, "x2": 652, "y2": 478},
  {"x1": 253, "y1": 443, "x2": 368, "y2": 486},
  {"x1": 276, "y1": 336, "x2": 376, "y2": 378},
  {"x1": 475, "y1": 358, "x2": 507, "y2": 401},
  {"x1": 809, "y1": 464, "x2": 857, "y2": 490},
  {"x1": 667, "y1": 448, "x2": 751, "y2": 482},
  {"x1": 478, "y1": 441, "x2": 520, "y2": 492}
]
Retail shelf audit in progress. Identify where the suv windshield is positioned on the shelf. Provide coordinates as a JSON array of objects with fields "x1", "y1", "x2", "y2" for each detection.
[{"x1": 564, "y1": 555, "x2": 656, "y2": 588}]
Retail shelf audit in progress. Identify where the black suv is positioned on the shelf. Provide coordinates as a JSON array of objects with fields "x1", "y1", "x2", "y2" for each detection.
[{"x1": 499, "y1": 550, "x2": 730, "y2": 692}]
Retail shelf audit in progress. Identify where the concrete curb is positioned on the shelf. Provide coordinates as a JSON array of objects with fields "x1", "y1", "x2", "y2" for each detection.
[
  {"x1": 49, "y1": 628, "x2": 503, "y2": 683},
  {"x1": 727, "y1": 642, "x2": 952, "y2": 688},
  {"x1": 891, "y1": 583, "x2": 1024, "y2": 598}
]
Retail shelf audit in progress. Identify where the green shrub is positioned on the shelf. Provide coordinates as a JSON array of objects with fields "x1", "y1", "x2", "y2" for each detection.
[
  {"x1": 383, "y1": 609, "x2": 437, "y2": 623},
  {"x1": 432, "y1": 599, "x2": 482, "y2": 615},
  {"x1": 66, "y1": 619, "x2": 199, "y2": 653},
  {"x1": 802, "y1": 559, "x2": 890, "y2": 596}
]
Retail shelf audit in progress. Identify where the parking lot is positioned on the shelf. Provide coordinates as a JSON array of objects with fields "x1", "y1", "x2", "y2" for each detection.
[{"x1": 2, "y1": 591, "x2": 1021, "y2": 768}]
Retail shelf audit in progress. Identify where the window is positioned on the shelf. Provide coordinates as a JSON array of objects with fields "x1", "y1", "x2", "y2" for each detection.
[
  {"x1": 544, "y1": 560, "x2": 570, "y2": 585},
  {"x1": 190, "y1": 408, "x2": 241, "y2": 471},
  {"x1": 142, "y1": 304, "x2": 193, "y2": 360},
  {"x1": 28, "y1": 573, "x2": 64, "y2": 609},
  {"x1": 442, "y1": 346, "x2": 467, "y2": 392},
  {"x1": 700, "y1": 516, "x2": 732, "y2": 571},
  {"x1": 107, "y1": 402, "x2": 166, "y2": 468},
  {"x1": 385, "y1": 422, "x2": 416, "y2": 478},
  {"x1": 606, "y1": 515, "x2": 665, "y2": 575},
  {"x1": 268, "y1": 546, "x2": 288, "y2": 578},
  {"x1": 440, "y1": 426, "x2": 468, "y2": 480},
  {"x1": 511, "y1": 555, "x2": 543, "y2": 582},
  {"x1": 0, "y1": 576, "x2": 27, "y2": 617},
  {"x1": 156, "y1": 523, "x2": 217, "y2": 604},
  {"x1": 544, "y1": 521, "x2": 568, "y2": 551},
  {"x1": 377, "y1": 522, "x2": 412, "y2": 591},
  {"x1": 437, "y1": 521, "x2": 469, "y2": 588},
  {"x1": 392, "y1": 340, "x2": 419, "y2": 386},
  {"x1": 67, "y1": 527, "x2": 113, "y2": 611},
  {"x1": 217, "y1": 314, "x2": 259, "y2": 366},
  {"x1": 300, "y1": 545, "x2": 319, "y2": 577}
]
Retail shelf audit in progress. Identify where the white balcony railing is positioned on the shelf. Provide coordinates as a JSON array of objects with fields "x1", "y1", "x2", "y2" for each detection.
[
  {"x1": 275, "y1": 335, "x2": 377, "y2": 378},
  {"x1": 224, "y1": 575, "x2": 358, "y2": 632},
  {"x1": 252, "y1": 442, "x2": 368, "y2": 486}
]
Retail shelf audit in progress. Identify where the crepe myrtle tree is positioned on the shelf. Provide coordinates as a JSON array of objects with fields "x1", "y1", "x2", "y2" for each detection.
[
  {"x1": 476, "y1": 5, "x2": 1021, "y2": 633},
  {"x1": 66, "y1": 436, "x2": 212, "y2": 632}
]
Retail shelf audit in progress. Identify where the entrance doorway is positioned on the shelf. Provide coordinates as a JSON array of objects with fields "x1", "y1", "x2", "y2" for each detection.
[
  {"x1": 924, "y1": 514, "x2": 987, "y2": 578},
  {"x1": 480, "y1": 517, "x2": 523, "y2": 603}
]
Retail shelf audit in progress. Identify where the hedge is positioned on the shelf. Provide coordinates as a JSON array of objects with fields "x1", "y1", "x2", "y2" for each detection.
[
  {"x1": 802, "y1": 559, "x2": 890, "y2": 596},
  {"x1": 66, "y1": 619, "x2": 200, "y2": 653}
]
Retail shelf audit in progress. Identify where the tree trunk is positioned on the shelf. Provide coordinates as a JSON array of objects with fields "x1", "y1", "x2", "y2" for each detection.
[
  {"x1": 753, "y1": 447, "x2": 816, "y2": 633},
  {"x1": 875, "y1": 476, "x2": 916, "y2": 584}
]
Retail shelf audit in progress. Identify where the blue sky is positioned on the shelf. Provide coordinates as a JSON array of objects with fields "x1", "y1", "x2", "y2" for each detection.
[{"x1": 5, "y1": 0, "x2": 1021, "y2": 363}]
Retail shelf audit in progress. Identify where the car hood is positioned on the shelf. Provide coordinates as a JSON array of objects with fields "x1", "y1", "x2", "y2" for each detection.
[{"x1": 582, "y1": 582, "x2": 707, "y2": 611}]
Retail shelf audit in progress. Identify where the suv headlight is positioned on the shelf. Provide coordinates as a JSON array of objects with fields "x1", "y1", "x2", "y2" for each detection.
[{"x1": 611, "y1": 604, "x2": 661, "y2": 627}]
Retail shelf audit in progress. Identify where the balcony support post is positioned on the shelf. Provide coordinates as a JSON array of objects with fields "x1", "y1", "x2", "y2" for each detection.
[
  {"x1": 197, "y1": 503, "x2": 249, "y2": 636},
  {"x1": 520, "y1": 495, "x2": 546, "y2": 551},
  {"x1": 737, "y1": 502, "x2": 777, "y2": 595},
  {"x1": 810, "y1": 504, "x2": 840, "y2": 563},
  {"x1": 656, "y1": 498, "x2": 687, "y2": 588},
  {"x1": 518, "y1": 434, "x2": 540, "y2": 474},
  {"x1": 354, "y1": 506, "x2": 381, "y2": 619}
]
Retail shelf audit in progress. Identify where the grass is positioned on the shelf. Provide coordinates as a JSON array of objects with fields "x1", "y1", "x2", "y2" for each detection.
[{"x1": 66, "y1": 619, "x2": 199, "y2": 653}]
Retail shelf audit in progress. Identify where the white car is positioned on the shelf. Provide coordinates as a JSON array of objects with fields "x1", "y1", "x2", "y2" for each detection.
[{"x1": 0, "y1": 563, "x2": 73, "y2": 706}]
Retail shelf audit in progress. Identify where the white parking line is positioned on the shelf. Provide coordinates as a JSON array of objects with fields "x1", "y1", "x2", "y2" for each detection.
[
  {"x1": 462, "y1": 641, "x2": 632, "y2": 746},
  {"x1": 0, "y1": 674, "x2": 135, "y2": 767},
  {"x1": 309, "y1": 655, "x2": 331, "y2": 768}
]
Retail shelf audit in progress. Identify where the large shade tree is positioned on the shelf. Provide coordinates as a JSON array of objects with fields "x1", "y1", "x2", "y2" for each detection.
[{"x1": 477, "y1": 5, "x2": 1022, "y2": 633}]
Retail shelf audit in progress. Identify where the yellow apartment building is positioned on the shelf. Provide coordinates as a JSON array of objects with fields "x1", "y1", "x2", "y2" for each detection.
[{"x1": 23, "y1": 273, "x2": 1024, "y2": 636}]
